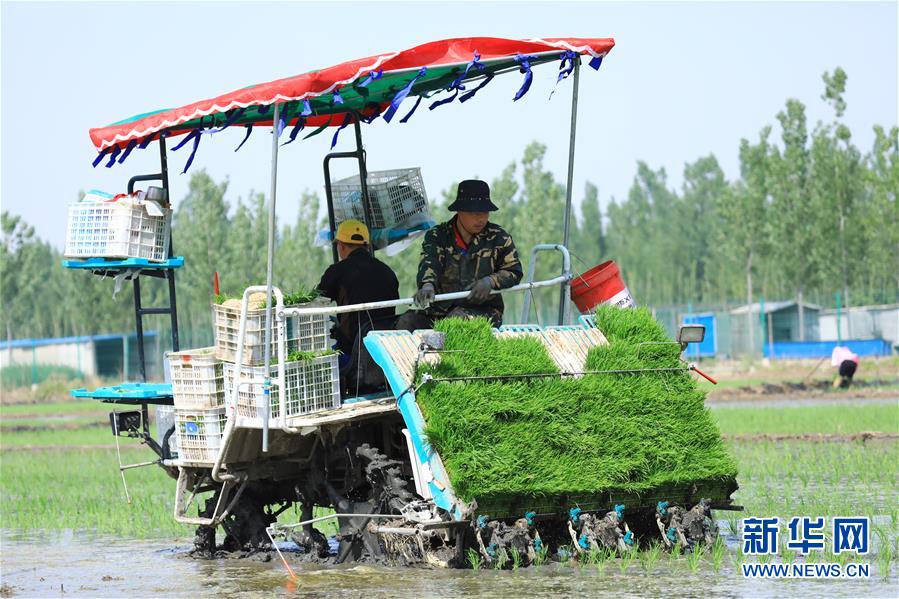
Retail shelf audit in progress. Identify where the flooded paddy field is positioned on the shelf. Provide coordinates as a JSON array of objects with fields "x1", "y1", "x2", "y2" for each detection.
[{"x1": 2, "y1": 395, "x2": 897, "y2": 597}]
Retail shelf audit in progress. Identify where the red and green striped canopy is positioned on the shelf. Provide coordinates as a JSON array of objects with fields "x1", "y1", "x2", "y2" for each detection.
[{"x1": 89, "y1": 36, "x2": 614, "y2": 161}]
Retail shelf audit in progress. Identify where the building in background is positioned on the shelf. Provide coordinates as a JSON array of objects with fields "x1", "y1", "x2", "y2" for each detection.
[{"x1": 0, "y1": 332, "x2": 161, "y2": 383}]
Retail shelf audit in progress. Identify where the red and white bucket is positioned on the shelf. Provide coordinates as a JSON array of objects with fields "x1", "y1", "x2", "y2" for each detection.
[{"x1": 570, "y1": 260, "x2": 635, "y2": 313}]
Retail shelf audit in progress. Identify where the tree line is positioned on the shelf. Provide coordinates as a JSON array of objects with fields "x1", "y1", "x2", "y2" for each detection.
[{"x1": 1, "y1": 68, "x2": 896, "y2": 347}]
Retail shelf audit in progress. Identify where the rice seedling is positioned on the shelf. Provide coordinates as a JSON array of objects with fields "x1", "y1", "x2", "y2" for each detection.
[
  {"x1": 711, "y1": 403, "x2": 899, "y2": 436},
  {"x1": 532, "y1": 542, "x2": 549, "y2": 567},
  {"x1": 686, "y1": 543, "x2": 706, "y2": 573},
  {"x1": 510, "y1": 547, "x2": 522, "y2": 570},
  {"x1": 618, "y1": 550, "x2": 634, "y2": 575},
  {"x1": 415, "y1": 310, "x2": 737, "y2": 509},
  {"x1": 732, "y1": 545, "x2": 745, "y2": 573},
  {"x1": 493, "y1": 548, "x2": 509, "y2": 570},
  {"x1": 467, "y1": 548, "x2": 482, "y2": 570},
  {"x1": 590, "y1": 547, "x2": 612, "y2": 576},
  {"x1": 639, "y1": 542, "x2": 663, "y2": 574},
  {"x1": 669, "y1": 540, "x2": 683, "y2": 562},
  {"x1": 710, "y1": 536, "x2": 726, "y2": 573}
]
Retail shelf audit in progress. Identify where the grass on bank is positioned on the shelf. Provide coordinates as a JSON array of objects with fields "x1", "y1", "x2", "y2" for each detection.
[{"x1": 416, "y1": 307, "x2": 738, "y2": 504}]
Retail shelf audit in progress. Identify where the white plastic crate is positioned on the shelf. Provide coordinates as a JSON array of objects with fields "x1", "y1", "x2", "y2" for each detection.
[
  {"x1": 223, "y1": 354, "x2": 340, "y2": 423},
  {"x1": 175, "y1": 408, "x2": 227, "y2": 463},
  {"x1": 330, "y1": 168, "x2": 430, "y2": 230},
  {"x1": 168, "y1": 347, "x2": 225, "y2": 409},
  {"x1": 64, "y1": 199, "x2": 171, "y2": 261},
  {"x1": 213, "y1": 298, "x2": 331, "y2": 366}
]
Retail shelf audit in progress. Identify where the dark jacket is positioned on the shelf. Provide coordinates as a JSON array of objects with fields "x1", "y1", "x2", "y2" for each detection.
[
  {"x1": 416, "y1": 217, "x2": 523, "y2": 317},
  {"x1": 317, "y1": 249, "x2": 399, "y2": 354}
]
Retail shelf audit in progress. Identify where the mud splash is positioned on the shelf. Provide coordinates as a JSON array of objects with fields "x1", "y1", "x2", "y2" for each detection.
[{"x1": 2, "y1": 530, "x2": 895, "y2": 598}]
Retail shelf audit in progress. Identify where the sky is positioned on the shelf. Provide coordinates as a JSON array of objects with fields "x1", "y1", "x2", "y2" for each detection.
[{"x1": 1, "y1": 1, "x2": 897, "y2": 250}]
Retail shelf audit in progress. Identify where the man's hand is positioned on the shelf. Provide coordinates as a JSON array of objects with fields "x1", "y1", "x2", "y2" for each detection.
[
  {"x1": 468, "y1": 277, "x2": 493, "y2": 304},
  {"x1": 414, "y1": 283, "x2": 436, "y2": 309}
]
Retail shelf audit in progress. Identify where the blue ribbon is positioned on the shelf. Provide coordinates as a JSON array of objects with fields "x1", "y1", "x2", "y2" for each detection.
[
  {"x1": 578, "y1": 533, "x2": 591, "y2": 550},
  {"x1": 171, "y1": 130, "x2": 202, "y2": 174},
  {"x1": 383, "y1": 67, "x2": 427, "y2": 123},
  {"x1": 513, "y1": 54, "x2": 537, "y2": 101},
  {"x1": 657, "y1": 501, "x2": 669, "y2": 517},
  {"x1": 667, "y1": 527, "x2": 678, "y2": 542},
  {"x1": 459, "y1": 73, "x2": 494, "y2": 103},
  {"x1": 171, "y1": 129, "x2": 198, "y2": 152},
  {"x1": 138, "y1": 132, "x2": 158, "y2": 150},
  {"x1": 549, "y1": 50, "x2": 579, "y2": 99},
  {"x1": 428, "y1": 88, "x2": 459, "y2": 111},
  {"x1": 354, "y1": 70, "x2": 382, "y2": 97},
  {"x1": 301, "y1": 99, "x2": 313, "y2": 116},
  {"x1": 358, "y1": 69, "x2": 383, "y2": 88},
  {"x1": 360, "y1": 108, "x2": 381, "y2": 124},
  {"x1": 207, "y1": 107, "x2": 246, "y2": 134},
  {"x1": 569, "y1": 507, "x2": 581, "y2": 524},
  {"x1": 105, "y1": 146, "x2": 121, "y2": 168},
  {"x1": 117, "y1": 140, "x2": 137, "y2": 164},
  {"x1": 281, "y1": 117, "x2": 306, "y2": 146},
  {"x1": 235, "y1": 124, "x2": 253, "y2": 151},
  {"x1": 330, "y1": 114, "x2": 352, "y2": 149},
  {"x1": 589, "y1": 55, "x2": 604, "y2": 71},
  {"x1": 277, "y1": 106, "x2": 289, "y2": 137},
  {"x1": 450, "y1": 51, "x2": 485, "y2": 90},
  {"x1": 524, "y1": 511, "x2": 536, "y2": 526},
  {"x1": 332, "y1": 88, "x2": 344, "y2": 106},
  {"x1": 624, "y1": 530, "x2": 634, "y2": 546},
  {"x1": 614, "y1": 504, "x2": 625, "y2": 520},
  {"x1": 92, "y1": 148, "x2": 109, "y2": 168},
  {"x1": 399, "y1": 95, "x2": 423, "y2": 123},
  {"x1": 477, "y1": 515, "x2": 489, "y2": 529}
]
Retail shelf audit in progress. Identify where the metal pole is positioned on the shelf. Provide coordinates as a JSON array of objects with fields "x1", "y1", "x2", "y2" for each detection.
[
  {"x1": 558, "y1": 59, "x2": 580, "y2": 325},
  {"x1": 353, "y1": 119, "x2": 374, "y2": 255},
  {"x1": 262, "y1": 103, "x2": 281, "y2": 453}
]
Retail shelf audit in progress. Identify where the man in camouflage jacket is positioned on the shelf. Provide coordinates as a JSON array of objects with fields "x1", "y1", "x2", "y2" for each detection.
[{"x1": 396, "y1": 179, "x2": 523, "y2": 330}]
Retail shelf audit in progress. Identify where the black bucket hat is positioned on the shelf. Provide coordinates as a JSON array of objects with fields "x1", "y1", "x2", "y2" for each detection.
[{"x1": 447, "y1": 179, "x2": 499, "y2": 212}]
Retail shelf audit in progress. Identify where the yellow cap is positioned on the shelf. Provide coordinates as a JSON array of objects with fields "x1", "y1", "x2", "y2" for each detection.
[{"x1": 335, "y1": 219, "x2": 370, "y2": 244}]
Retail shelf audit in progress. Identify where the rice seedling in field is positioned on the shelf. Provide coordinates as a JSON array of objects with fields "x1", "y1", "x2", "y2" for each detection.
[
  {"x1": 686, "y1": 543, "x2": 706, "y2": 573},
  {"x1": 618, "y1": 550, "x2": 634, "y2": 575},
  {"x1": 589, "y1": 547, "x2": 612, "y2": 575},
  {"x1": 532, "y1": 542, "x2": 549, "y2": 567},
  {"x1": 639, "y1": 542, "x2": 662, "y2": 574},
  {"x1": 467, "y1": 548, "x2": 482, "y2": 570},
  {"x1": 711, "y1": 536, "x2": 727, "y2": 573},
  {"x1": 874, "y1": 527, "x2": 893, "y2": 579},
  {"x1": 510, "y1": 547, "x2": 522, "y2": 570},
  {"x1": 711, "y1": 403, "x2": 899, "y2": 435},
  {"x1": 415, "y1": 310, "x2": 737, "y2": 508}
]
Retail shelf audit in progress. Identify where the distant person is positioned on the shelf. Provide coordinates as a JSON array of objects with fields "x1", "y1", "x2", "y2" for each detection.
[
  {"x1": 317, "y1": 220, "x2": 399, "y2": 394},
  {"x1": 830, "y1": 346, "x2": 859, "y2": 389},
  {"x1": 396, "y1": 179, "x2": 523, "y2": 330}
]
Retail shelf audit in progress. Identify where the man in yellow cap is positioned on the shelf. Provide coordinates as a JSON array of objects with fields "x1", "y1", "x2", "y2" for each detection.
[{"x1": 317, "y1": 220, "x2": 399, "y2": 393}]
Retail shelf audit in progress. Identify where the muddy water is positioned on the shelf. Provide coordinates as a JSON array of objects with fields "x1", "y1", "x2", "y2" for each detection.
[{"x1": 2, "y1": 531, "x2": 895, "y2": 598}]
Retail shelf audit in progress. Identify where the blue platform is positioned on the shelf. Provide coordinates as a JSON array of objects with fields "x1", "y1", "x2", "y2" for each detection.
[
  {"x1": 63, "y1": 256, "x2": 184, "y2": 270},
  {"x1": 70, "y1": 382, "x2": 173, "y2": 405}
]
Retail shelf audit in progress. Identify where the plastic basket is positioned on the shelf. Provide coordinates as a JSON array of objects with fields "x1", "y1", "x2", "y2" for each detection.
[
  {"x1": 330, "y1": 168, "x2": 430, "y2": 230},
  {"x1": 223, "y1": 354, "x2": 340, "y2": 423},
  {"x1": 168, "y1": 347, "x2": 225, "y2": 409},
  {"x1": 64, "y1": 200, "x2": 171, "y2": 261},
  {"x1": 213, "y1": 298, "x2": 331, "y2": 366},
  {"x1": 175, "y1": 408, "x2": 227, "y2": 463},
  {"x1": 155, "y1": 405, "x2": 179, "y2": 457}
]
